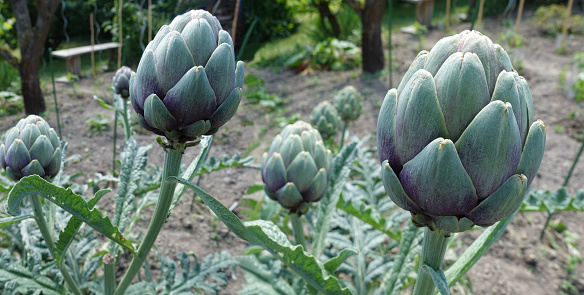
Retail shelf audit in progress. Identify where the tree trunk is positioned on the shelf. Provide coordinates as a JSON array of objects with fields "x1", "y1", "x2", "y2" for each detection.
[
  {"x1": 20, "y1": 58, "x2": 45, "y2": 114},
  {"x1": 314, "y1": 1, "x2": 341, "y2": 38},
  {"x1": 8, "y1": 0, "x2": 61, "y2": 115},
  {"x1": 361, "y1": 0, "x2": 386, "y2": 73}
]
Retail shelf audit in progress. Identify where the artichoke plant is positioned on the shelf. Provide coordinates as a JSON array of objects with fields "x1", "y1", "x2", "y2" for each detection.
[
  {"x1": 377, "y1": 30, "x2": 546, "y2": 233},
  {"x1": 310, "y1": 101, "x2": 341, "y2": 141},
  {"x1": 261, "y1": 121, "x2": 332, "y2": 213},
  {"x1": 130, "y1": 9, "x2": 244, "y2": 143},
  {"x1": 113, "y1": 66, "x2": 133, "y2": 99},
  {"x1": 333, "y1": 85, "x2": 363, "y2": 122},
  {"x1": 0, "y1": 115, "x2": 61, "y2": 181}
]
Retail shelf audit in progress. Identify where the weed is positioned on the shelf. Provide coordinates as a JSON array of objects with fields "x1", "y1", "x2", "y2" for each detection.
[{"x1": 86, "y1": 113, "x2": 111, "y2": 134}]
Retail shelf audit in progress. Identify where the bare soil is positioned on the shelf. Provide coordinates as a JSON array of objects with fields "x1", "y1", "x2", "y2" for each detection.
[{"x1": 3, "y1": 11, "x2": 584, "y2": 295}]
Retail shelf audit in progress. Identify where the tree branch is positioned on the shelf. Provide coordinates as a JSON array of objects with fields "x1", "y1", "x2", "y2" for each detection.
[
  {"x1": 0, "y1": 45, "x2": 20, "y2": 68},
  {"x1": 343, "y1": 0, "x2": 362, "y2": 12}
]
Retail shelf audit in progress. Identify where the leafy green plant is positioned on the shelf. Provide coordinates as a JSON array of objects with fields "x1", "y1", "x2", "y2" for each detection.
[
  {"x1": 0, "y1": 91, "x2": 23, "y2": 116},
  {"x1": 286, "y1": 38, "x2": 361, "y2": 71},
  {"x1": 86, "y1": 113, "x2": 111, "y2": 134},
  {"x1": 533, "y1": 4, "x2": 584, "y2": 36}
]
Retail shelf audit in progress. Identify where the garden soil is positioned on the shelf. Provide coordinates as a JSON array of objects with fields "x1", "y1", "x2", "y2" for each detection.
[{"x1": 4, "y1": 11, "x2": 584, "y2": 295}]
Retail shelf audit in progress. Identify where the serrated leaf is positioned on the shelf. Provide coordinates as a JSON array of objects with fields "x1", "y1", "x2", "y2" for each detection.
[
  {"x1": 422, "y1": 264, "x2": 450, "y2": 295},
  {"x1": 312, "y1": 142, "x2": 358, "y2": 259},
  {"x1": 324, "y1": 248, "x2": 359, "y2": 273},
  {"x1": 239, "y1": 255, "x2": 296, "y2": 295},
  {"x1": 55, "y1": 189, "x2": 109, "y2": 267},
  {"x1": 385, "y1": 222, "x2": 422, "y2": 295},
  {"x1": 246, "y1": 220, "x2": 353, "y2": 295},
  {"x1": 94, "y1": 95, "x2": 113, "y2": 110},
  {"x1": 7, "y1": 175, "x2": 134, "y2": 253},
  {"x1": 169, "y1": 135, "x2": 213, "y2": 215},
  {"x1": 0, "y1": 214, "x2": 33, "y2": 229},
  {"x1": 337, "y1": 195, "x2": 400, "y2": 241}
]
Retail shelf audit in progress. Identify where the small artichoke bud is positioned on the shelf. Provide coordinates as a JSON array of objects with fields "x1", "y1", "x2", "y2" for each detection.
[
  {"x1": 261, "y1": 121, "x2": 333, "y2": 214},
  {"x1": 1, "y1": 115, "x2": 62, "y2": 181},
  {"x1": 309, "y1": 101, "x2": 341, "y2": 141},
  {"x1": 333, "y1": 85, "x2": 363, "y2": 122},
  {"x1": 130, "y1": 9, "x2": 244, "y2": 143},
  {"x1": 113, "y1": 66, "x2": 133, "y2": 99},
  {"x1": 377, "y1": 31, "x2": 546, "y2": 233}
]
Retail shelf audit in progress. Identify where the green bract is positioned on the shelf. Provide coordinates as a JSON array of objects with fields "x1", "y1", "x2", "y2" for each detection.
[
  {"x1": 333, "y1": 85, "x2": 363, "y2": 122},
  {"x1": 310, "y1": 101, "x2": 341, "y2": 141},
  {"x1": 261, "y1": 121, "x2": 333, "y2": 214},
  {"x1": 113, "y1": 66, "x2": 133, "y2": 99},
  {"x1": 0, "y1": 115, "x2": 62, "y2": 181},
  {"x1": 377, "y1": 30, "x2": 546, "y2": 232},
  {"x1": 130, "y1": 9, "x2": 244, "y2": 143}
]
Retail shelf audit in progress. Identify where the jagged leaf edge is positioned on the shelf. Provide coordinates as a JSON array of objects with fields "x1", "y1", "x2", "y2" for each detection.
[
  {"x1": 312, "y1": 142, "x2": 358, "y2": 259},
  {"x1": 7, "y1": 175, "x2": 134, "y2": 253}
]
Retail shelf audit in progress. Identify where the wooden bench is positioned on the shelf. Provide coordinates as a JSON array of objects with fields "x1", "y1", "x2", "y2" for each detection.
[
  {"x1": 51, "y1": 42, "x2": 120, "y2": 76},
  {"x1": 403, "y1": 0, "x2": 435, "y2": 28}
]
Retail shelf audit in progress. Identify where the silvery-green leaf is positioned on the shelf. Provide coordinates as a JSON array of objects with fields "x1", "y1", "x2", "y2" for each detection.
[
  {"x1": 434, "y1": 52, "x2": 490, "y2": 141},
  {"x1": 397, "y1": 51, "x2": 428, "y2": 95},
  {"x1": 400, "y1": 138, "x2": 477, "y2": 216},
  {"x1": 208, "y1": 87, "x2": 241, "y2": 129},
  {"x1": 205, "y1": 43, "x2": 236, "y2": 105},
  {"x1": 28, "y1": 135, "x2": 54, "y2": 167},
  {"x1": 455, "y1": 101, "x2": 521, "y2": 201},
  {"x1": 276, "y1": 183, "x2": 304, "y2": 209},
  {"x1": 164, "y1": 66, "x2": 216, "y2": 128},
  {"x1": 286, "y1": 151, "x2": 318, "y2": 192},
  {"x1": 516, "y1": 120, "x2": 546, "y2": 187},
  {"x1": 21, "y1": 160, "x2": 45, "y2": 177},
  {"x1": 467, "y1": 174, "x2": 527, "y2": 226},
  {"x1": 395, "y1": 70, "x2": 449, "y2": 167},
  {"x1": 143, "y1": 94, "x2": 177, "y2": 132},
  {"x1": 154, "y1": 31, "x2": 195, "y2": 94},
  {"x1": 381, "y1": 161, "x2": 422, "y2": 213},
  {"x1": 181, "y1": 18, "x2": 216, "y2": 65}
]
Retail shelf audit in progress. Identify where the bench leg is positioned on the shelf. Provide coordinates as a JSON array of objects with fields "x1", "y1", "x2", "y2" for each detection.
[{"x1": 66, "y1": 56, "x2": 81, "y2": 77}]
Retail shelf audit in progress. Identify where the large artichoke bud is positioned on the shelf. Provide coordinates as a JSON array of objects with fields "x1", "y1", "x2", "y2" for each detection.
[
  {"x1": 309, "y1": 101, "x2": 341, "y2": 141},
  {"x1": 261, "y1": 121, "x2": 333, "y2": 214},
  {"x1": 377, "y1": 30, "x2": 546, "y2": 233},
  {"x1": 333, "y1": 85, "x2": 363, "y2": 122},
  {"x1": 0, "y1": 115, "x2": 62, "y2": 181},
  {"x1": 113, "y1": 66, "x2": 133, "y2": 99},
  {"x1": 130, "y1": 10, "x2": 244, "y2": 143}
]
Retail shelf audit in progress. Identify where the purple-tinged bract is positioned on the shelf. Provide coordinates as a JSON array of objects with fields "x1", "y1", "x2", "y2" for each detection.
[{"x1": 113, "y1": 66, "x2": 133, "y2": 98}]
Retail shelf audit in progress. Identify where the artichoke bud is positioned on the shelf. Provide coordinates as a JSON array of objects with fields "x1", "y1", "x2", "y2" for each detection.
[
  {"x1": 333, "y1": 86, "x2": 363, "y2": 122},
  {"x1": 309, "y1": 101, "x2": 341, "y2": 141},
  {"x1": 113, "y1": 66, "x2": 133, "y2": 98},
  {"x1": 130, "y1": 9, "x2": 244, "y2": 143},
  {"x1": 377, "y1": 31, "x2": 546, "y2": 232},
  {"x1": 261, "y1": 121, "x2": 332, "y2": 214},
  {"x1": 1, "y1": 115, "x2": 62, "y2": 181}
]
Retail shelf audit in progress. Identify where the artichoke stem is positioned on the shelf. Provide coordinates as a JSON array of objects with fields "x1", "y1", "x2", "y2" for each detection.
[
  {"x1": 412, "y1": 227, "x2": 451, "y2": 295},
  {"x1": 114, "y1": 146, "x2": 185, "y2": 295},
  {"x1": 103, "y1": 254, "x2": 116, "y2": 295},
  {"x1": 340, "y1": 121, "x2": 347, "y2": 148},
  {"x1": 290, "y1": 213, "x2": 307, "y2": 250},
  {"x1": 31, "y1": 194, "x2": 83, "y2": 295}
]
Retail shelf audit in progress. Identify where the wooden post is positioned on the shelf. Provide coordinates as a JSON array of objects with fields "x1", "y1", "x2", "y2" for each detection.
[
  {"x1": 445, "y1": 0, "x2": 451, "y2": 31},
  {"x1": 515, "y1": 0, "x2": 525, "y2": 33},
  {"x1": 90, "y1": 12, "x2": 95, "y2": 78},
  {"x1": 232, "y1": 0, "x2": 241, "y2": 44},
  {"x1": 118, "y1": 0, "x2": 123, "y2": 68},
  {"x1": 148, "y1": 0, "x2": 152, "y2": 42},
  {"x1": 560, "y1": 0, "x2": 574, "y2": 50},
  {"x1": 476, "y1": 0, "x2": 485, "y2": 27}
]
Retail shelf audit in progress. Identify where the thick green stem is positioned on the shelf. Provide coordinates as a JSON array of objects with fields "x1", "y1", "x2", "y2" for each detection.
[
  {"x1": 412, "y1": 227, "x2": 450, "y2": 295},
  {"x1": 290, "y1": 213, "x2": 307, "y2": 249},
  {"x1": 114, "y1": 146, "x2": 185, "y2": 295},
  {"x1": 104, "y1": 254, "x2": 116, "y2": 295},
  {"x1": 339, "y1": 121, "x2": 347, "y2": 148},
  {"x1": 30, "y1": 195, "x2": 83, "y2": 295},
  {"x1": 113, "y1": 114, "x2": 118, "y2": 175}
]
